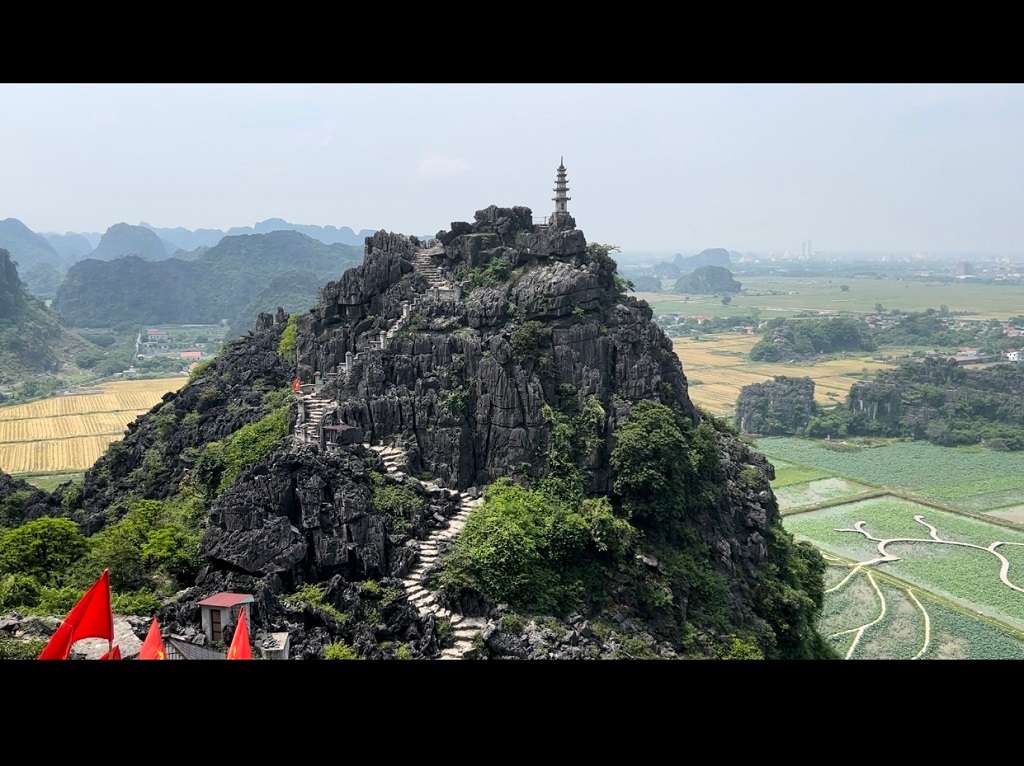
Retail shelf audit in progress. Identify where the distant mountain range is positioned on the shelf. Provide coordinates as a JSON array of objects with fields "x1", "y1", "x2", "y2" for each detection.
[
  {"x1": 0, "y1": 217, "x2": 377, "y2": 298},
  {"x1": 0, "y1": 248, "x2": 93, "y2": 385},
  {"x1": 54, "y1": 230, "x2": 362, "y2": 334},
  {"x1": 618, "y1": 247, "x2": 739, "y2": 291},
  {"x1": 0, "y1": 218, "x2": 67, "y2": 297}
]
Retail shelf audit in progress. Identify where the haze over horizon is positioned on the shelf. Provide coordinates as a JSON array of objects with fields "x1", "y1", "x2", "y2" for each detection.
[{"x1": 3, "y1": 84, "x2": 1023, "y2": 255}]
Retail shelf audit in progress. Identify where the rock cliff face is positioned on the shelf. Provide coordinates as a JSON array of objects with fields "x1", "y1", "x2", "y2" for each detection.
[
  {"x1": 736, "y1": 376, "x2": 817, "y2": 435},
  {"x1": 297, "y1": 206, "x2": 692, "y2": 493},
  {"x1": 286, "y1": 206, "x2": 821, "y2": 653},
  {"x1": 73, "y1": 309, "x2": 294, "y2": 534}
]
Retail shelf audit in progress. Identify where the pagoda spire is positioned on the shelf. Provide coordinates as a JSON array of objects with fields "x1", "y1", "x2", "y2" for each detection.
[{"x1": 552, "y1": 158, "x2": 570, "y2": 215}]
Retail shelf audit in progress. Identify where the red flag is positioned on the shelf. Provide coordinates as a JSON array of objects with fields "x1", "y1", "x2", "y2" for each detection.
[
  {"x1": 100, "y1": 645, "x2": 121, "y2": 660},
  {"x1": 138, "y1": 617, "x2": 167, "y2": 660},
  {"x1": 226, "y1": 608, "x2": 252, "y2": 660},
  {"x1": 38, "y1": 569, "x2": 114, "y2": 660}
]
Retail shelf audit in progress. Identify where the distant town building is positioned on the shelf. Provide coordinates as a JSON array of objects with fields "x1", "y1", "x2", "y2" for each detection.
[
  {"x1": 179, "y1": 350, "x2": 203, "y2": 361},
  {"x1": 947, "y1": 347, "x2": 994, "y2": 366},
  {"x1": 1007, "y1": 350, "x2": 1022, "y2": 363}
]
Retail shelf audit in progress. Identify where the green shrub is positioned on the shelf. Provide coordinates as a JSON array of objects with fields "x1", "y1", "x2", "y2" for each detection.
[
  {"x1": 440, "y1": 479, "x2": 634, "y2": 614},
  {"x1": 462, "y1": 256, "x2": 513, "y2": 290},
  {"x1": 282, "y1": 583, "x2": 348, "y2": 624},
  {"x1": 396, "y1": 643, "x2": 413, "y2": 660},
  {"x1": 0, "y1": 489, "x2": 34, "y2": 527},
  {"x1": 445, "y1": 385, "x2": 470, "y2": 415},
  {"x1": 0, "y1": 636, "x2": 46, "y2": 660},
  {"x1": 277, "y1": 314, "x2": 298, "y2": 362},
  {"x1": 197, "y1": 405, "x2": 289, "y2": 494},
  {"x1": 539, "y1": 396, "x2": 606, "y2": 504},
  {"x1": 500, "y1": 613, "x2": 525, "y2": 634},
  {"x1": 0, "y1": 517, "x2": 87, "y2": 586},
  {"x1": 718, "y1": 636, "x2": 765, "y2": 660},
  {"x1": 151, "y1": 403, "x2": 178, "y2": 443},
  {"x1": 323, "y1": 641, "x2": 360, "y2": 660},
  {"x1": 435, "y1": 617, "x2": 454, "y2": 648},
  {"x1": 371, "y1": 475, "x2": 424, "y2": 535},
  {"x1": 0, "y1": 573, "x2": 41, "y2": 610},
  {"x1": 70, "y1": 497, "x2": 204, "y2": 593},
  {"x1": 510, "y1": 320, "x2": 551, "y2": 359},
  {"x1": 34, "y1": 585, "x2": 85, "y2": 616},
  {"x1": 111, "y1": 589, "x2": 161, "y2": 616},
  {"x1": 189, "y1": 359, "x2": 214, "y2": 381}
]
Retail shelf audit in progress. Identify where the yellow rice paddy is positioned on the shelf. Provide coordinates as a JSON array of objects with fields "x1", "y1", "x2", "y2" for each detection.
[
  {"x1": 0, "y1": 377, "x2": 186, "y2": 475},
  {"x1": 674, "y1": 335, "x2": 895, "y2": 417}
]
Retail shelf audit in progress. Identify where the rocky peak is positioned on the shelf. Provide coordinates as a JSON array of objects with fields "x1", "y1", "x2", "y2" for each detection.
[{"x1": 293, "y1": 205, "x2": 692, "y2": 493}]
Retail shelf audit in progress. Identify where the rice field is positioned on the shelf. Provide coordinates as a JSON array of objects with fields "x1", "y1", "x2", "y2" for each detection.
[
  {"x1": 673, "y1": 335, "x2": 894, "y2": 416},
  {"x1": 820, "y1": 561, "x2": 1024, "y2": 659},
  {"x1": 638, "y1": 275, "x2": 1024, "y2": 321},
  {"x1": 759, "y1": 437, "x2": 1024, "y2": 514},
  {"x1": 773, "y1": 477, "x2": 875, "y2": 512},
  {"x1": 766, "y1": 435, "x2": 1024, "y2": 656},
  {"x1": 785, "y1": 495, "x2": 1024, "y2": 630},
  {"x1": 0, "y1": 377, "x2": 185, "y2": 475},
  {"x1": 769, "y1": 460, "x2": 830, "y2": 488}
]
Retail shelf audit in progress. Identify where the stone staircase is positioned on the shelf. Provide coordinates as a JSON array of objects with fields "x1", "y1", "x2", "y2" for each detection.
[
  {"x1": 413, "y1": 245, "x2": 452, "y2": 291},
  {"x1": 294, "y1": 392, "x2": 335, "y2": 444},
  {"x1": 369, "y1": 443, "x2": 487, "y2": 659}
]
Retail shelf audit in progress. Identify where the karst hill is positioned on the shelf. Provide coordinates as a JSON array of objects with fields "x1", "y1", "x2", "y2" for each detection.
[{"x1": 0, "y1": 193, "x2": 830, "y2": 660}]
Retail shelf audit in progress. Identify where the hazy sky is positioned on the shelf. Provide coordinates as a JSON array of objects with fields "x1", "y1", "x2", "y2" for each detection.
[{"x1": 2, "y1": 84, "x2": 1023, "y2": 254}]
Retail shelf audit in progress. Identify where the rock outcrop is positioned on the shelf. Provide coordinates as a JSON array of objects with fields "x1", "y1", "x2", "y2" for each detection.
[{"x1": 296, "y1": 206, "x2": 692, "y2": 493}]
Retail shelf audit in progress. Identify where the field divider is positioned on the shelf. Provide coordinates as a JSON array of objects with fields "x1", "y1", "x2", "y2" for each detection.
[
  {"x1": 764, "y1": 447, "x2": 1024, "y2": 530},
  {"x1": 817, "y1": 549, "x2": 1024, "y2": 643},
  {"x1": 781, "y1": 488, "x2": 889, "y2": 516},
  {"x1": 0, "y1": 430, "x2": 130, "y2": 446}
]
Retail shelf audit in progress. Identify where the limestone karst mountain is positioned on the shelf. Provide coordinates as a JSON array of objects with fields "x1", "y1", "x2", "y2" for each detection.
[
  {"x1": 89, "y1": 223, "x2": 169, "y2": 261},
  {"x1": 0, "y1": 218, "x2": 65, "y2": 296},
  {"x1": 54, "y1": 231, "x2": 361, "y2": 332},
  {"x1": 674, "y1": 265, "x2": 742, "y2": 294},
  {"x1": 0, "y1": 248, "x2": 94, "y2": 385},
  {"x1": 0, "y1": 204, "x2": 830, "y2": 660},
  {"x1": 42, "y1": 232, "x2": 96, "y2": 263}
]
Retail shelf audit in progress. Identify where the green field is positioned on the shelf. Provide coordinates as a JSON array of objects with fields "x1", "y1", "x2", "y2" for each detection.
[
  {"x1": 773, "y1": 477, "x2": 875, "y2": 512},
  {"x1": 785, "y1": 496, "x2": 1024, "y2": 630},
  {"x1": 769, "y1": 459, "x2": 829, "y2": 488},
  {"x1": 820, "y1": 561, "x2": 1024, "y2": 659},
  {"x1": 19, "y1": 472, "x2": 84, "y2": 492},
  {"x1": 760, "y1": 437, "x2": 1024, "y2": 514},
  {"x1": 638, "y1": 275, "x2": 1024, "y2": 320}
]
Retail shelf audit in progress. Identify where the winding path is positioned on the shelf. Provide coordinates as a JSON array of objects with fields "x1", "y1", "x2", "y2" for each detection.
[
  {"x1": 824, "y1": 513, "x2": 1024, "y2": 659},
  {"x1": 828, "y1": 571, "x2": 887, "y2": 659},
  {"x1": 836, "y1": 514, "x2": 1024, "y2": 595},
  {"x1": 906, "y1": 588, "x2": 931, "y2": 660}
]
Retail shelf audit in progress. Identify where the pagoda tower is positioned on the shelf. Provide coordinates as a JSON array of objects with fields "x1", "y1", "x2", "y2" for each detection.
[{"x1": 549, "y1": 157, "x2": 575, "y2": 229}]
